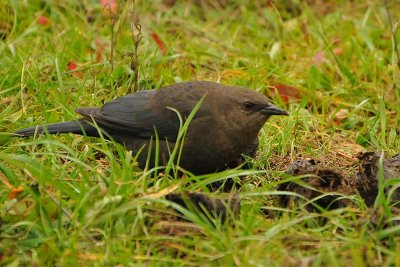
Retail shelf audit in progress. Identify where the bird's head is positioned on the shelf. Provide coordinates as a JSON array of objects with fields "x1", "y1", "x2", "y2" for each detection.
[
  {"x1": 239, "y1": 93, "x2": 288, "y2": 119},
  {"x1": 214, "y1": 86, "x2": 287, "y2": 127},
  {"x1": 200, "y1": 85, "x2": 288, "y2": 150},
  {"x1": 196, "y1": 85, "x2": 288, "y2": 147}
]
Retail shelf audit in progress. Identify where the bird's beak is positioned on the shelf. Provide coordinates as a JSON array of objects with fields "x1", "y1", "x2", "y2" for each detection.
[{"x1": 260, "y1": 103, "x2": 288, "y2": 116}]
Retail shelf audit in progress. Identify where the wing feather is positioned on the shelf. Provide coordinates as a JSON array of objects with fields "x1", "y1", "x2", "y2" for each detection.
[{"x1": 76, "y1": 90, "x2": 180, "y2": 140}]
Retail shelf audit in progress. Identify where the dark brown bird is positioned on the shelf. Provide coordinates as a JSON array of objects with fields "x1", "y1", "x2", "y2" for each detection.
[{"x1": 14, "y1": 81, "x2": 287, "y2": 174}]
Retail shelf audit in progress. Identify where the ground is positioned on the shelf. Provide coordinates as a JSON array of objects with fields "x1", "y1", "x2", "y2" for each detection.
[{"x1": 1, "y1": 0, "x2": 400, "y2": 266}]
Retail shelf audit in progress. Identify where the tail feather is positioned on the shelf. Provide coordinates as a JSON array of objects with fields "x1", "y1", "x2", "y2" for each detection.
[{"x1": 14, "y1": 119, "x2": 99, "y2": 137}]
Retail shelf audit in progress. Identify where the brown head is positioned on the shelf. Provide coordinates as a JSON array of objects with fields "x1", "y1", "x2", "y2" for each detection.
[{"x1": 207, "y1": 85, "x2": 287, "y2": 136}]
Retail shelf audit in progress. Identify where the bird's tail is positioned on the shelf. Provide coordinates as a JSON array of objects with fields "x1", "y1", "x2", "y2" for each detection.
[{"x1": 14, "y1": 119, "x2": 99, "y2": 137}]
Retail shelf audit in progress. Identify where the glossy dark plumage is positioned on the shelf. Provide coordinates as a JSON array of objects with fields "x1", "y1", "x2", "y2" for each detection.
[{"x1": 14, "y1": 81, "x2": 287, "y2": 174}]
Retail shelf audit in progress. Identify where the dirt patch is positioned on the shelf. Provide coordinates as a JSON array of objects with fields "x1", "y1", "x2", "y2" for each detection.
[
  {"x1": 354, "y1": 152, "x2": 400, "y2": 206},
  {"x1": 280, "y1": 152, "x2": 400, "y2": 210},
  {"x1": 279, "y1": 158, "x2": 352, "y2": 211}
]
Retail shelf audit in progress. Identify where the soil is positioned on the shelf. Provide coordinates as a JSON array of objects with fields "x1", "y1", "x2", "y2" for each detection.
[{"x1": 279, "y1": 152, "x2": 400, "y2": 210}]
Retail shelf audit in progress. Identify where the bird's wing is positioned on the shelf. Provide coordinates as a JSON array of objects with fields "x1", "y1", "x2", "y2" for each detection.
[{"x1": 75, "y1": 90, "x2": 180, "y2": 140}]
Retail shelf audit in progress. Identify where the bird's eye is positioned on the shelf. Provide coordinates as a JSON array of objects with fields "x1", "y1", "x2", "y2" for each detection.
[{"x1": 242, "y1": 101, "x2": 255, "y2": 110}]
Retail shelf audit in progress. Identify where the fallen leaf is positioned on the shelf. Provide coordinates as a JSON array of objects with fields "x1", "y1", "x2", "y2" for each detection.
[
  {"x1": 68, "y1": 61, "x2": 83, "y2": 79},
  {"x1": 269, "y1": 42, "x2": 280, "y2": 60},
  {"x1": 145, "y1": 181, "x2": 182, "y2": 199},
  {"x1": 8, "y1": 185, "x2": 24, "y2": 199},
  {"x1": 335, "y1": 108, "x2": 349, "y2": 120},
  {"x1": 151, "y1": 32, "x2": 167, "y2": 54},
  {"x1": 37, "y1": 15, "x2": 50, "y2": 26},
  {"x1": 270, "y1": 83, "x2": 303, "y2": 104},
  {"x1": 95, "y1": 37, "x2": 106, "y2": 62},
  {"x1": 331, "y1": 108, "x2": 349, "y2": 126},
  {"x1": 69, "y1": 61, "x2": 77, "y2": 71}
]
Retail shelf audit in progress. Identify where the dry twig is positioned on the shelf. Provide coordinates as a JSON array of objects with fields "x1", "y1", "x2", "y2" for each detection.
[
  {"x1": 128, "y1": 10, "x2": 142, "y2": 92},
  {"x1": 105, "y1": 1, "x2": 118, "y2": 72}
]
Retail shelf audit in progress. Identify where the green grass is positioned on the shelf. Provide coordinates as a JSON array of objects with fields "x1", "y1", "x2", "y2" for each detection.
[{"x1": 1, "y1": 0, "x2": 400, "y2": 265}]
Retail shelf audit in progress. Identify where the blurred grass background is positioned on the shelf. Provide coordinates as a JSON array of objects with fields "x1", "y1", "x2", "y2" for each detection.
[{"x1": 1, "y1": 0, "x2": 400, "y2": 265}]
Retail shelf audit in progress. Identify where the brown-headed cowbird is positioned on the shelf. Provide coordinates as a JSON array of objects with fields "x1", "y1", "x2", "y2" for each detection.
[{"x1": 14, "y1": 81, "x2": 287, "y2": 174}]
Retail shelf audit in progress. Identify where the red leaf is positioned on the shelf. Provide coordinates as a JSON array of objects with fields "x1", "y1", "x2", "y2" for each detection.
[
  {"x1": 37, "y1": 15, "x2": 50, "y2": 26},
  {"x1": 270, "y1": 83, "x2": 303, "y2": 104},
  {"x1": 151, "y1": 32, "x2": 167, "y2": 55},
  {"x1": 69, "y1": 61, "x2": 78, "y2": 71},
  {"x1": 8, "y1": 186, "x2": 24, "y2": 199},
  {"x1": 68, "y1": 61, "x2": 83, "y2": 79}
]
